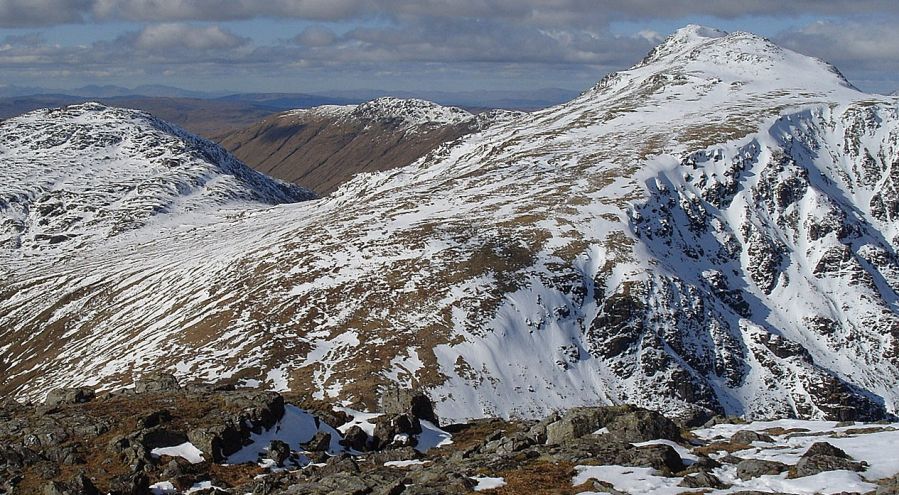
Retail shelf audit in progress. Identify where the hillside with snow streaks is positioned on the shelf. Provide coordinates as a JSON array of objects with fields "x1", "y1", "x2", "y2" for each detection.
[{"x1": 2, "y1": 26, "x2": 899, "y2": 423}]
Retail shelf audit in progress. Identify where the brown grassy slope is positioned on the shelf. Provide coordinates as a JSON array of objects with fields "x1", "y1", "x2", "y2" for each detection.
[{"x1": 218, "y1": 111, "x2": 475, "y2": 195}]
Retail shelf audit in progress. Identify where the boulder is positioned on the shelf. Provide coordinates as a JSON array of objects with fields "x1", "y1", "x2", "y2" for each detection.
[
  {"x1": 373, "y1": 412, "x2": 422, "y2": 450},
  {"x1": 222, "y1": 391, "x2": 285, "y2": 431},
  {"x1": 605, "y1": 409, "x2": 682, "y2": 442},
  {"x1": 340, "y1": 426, "x2": 369, "y2": 452},
  {"x1": 269, "y1": 440, "x2": 291, "y2": 466},
  {"x1": 787, "y1": 441, "x2": 865, "y2": 478},
  {"x1": 630, "y1": 444, "x2": 686, "y2": 474},
  {"x1": 736, "y1": 459, "x2": 789, "y2": 480},
  {"x1": 134, "y1": 373, "x2": 180, "y2": 394},
  {"x1": 303, "y1": 431, "x2": 332, "y2": 452},
  {"x1": 187, "y1": 424, "x2": 244, "y2": 463},
  {"x1": 730, "y1": 430, "x2": 774, "y2": 444},
  {"x1": 380, "y1": 389, "x2": 439, "y2": 426},
  {"x1": 802, "y1": 442, "x2": 850, "y2": 459},
  {"x1": 791, "y1": 454, "x2": 865, "y2": 478},
  {"x1": 42, "y1": 474, "x2": 99, "y2": 495},
  {"x1": 545, "y1": 407, "x2": 609, "y2": 444},
  {"x1": 679, "y1": 471, "x2": 728, "y2": 489},
  {"x1": 545, "y1": 405, "x2": 680, "y2": 444},
  {"x1": 45, "y1": 388, "x2": 95, "y2": 407}
]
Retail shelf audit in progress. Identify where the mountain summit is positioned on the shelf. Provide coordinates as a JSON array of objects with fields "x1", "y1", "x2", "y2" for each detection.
[{"x1": 1, "y1": 27, "x2": 898, "y2": 423}]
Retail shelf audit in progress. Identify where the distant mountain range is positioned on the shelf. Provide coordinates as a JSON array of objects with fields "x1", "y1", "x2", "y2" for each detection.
[
  {"x1": 0, "y1": 84, "x2": 579, "y2": 111},
  {"x1": 0, "y1": 95, "x2": 282, "y2": 138}
]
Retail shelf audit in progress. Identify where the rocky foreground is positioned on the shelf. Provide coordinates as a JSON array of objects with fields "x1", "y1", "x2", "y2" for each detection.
[{"x1": 1, "y1": 376, "x2": 898, "y2": 495}]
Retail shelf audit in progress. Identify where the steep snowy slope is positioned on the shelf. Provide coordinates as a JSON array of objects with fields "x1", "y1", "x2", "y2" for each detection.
[
  {"x1": 0, "y1": 103, "x2": 313, "y2": 255},
  {"x1": 2, "y1": 26, "x2": 898, "y2": 423},
  {"x1": 219, "y1": 97, "x2": 518, "y2": 194}
]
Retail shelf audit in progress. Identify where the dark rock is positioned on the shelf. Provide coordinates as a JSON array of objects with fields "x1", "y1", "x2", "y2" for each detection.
[
  {"x1": 340, "y1": 426, "x2": 369, "y2": 452},
  {"x1": 791, "y1": 455, "x2": 865, "y2": 478},
  {"x1": 630, "y1": 444, "x2": 686, "y2": 474},
  {"x1": 373, "y1": 413, "x2": 422, "y2": 450},
  {"x1": 108, "y1": 471, "x2": 151, "y2": 495},
  {"x1": 606, "y1": 409, "x2": 682, "y2": 442},
  {"x1": 269, "y1": 440, "x2": 290, "y2": 466},
  {"x1": 303, "y1": 431, "x2": 332, "y2": 452},
  {"x1": 314, "y1": 409, "x2": 351, "y2": 430},
  {"x1": 702, "y1": 415, "x2": 745, "y2": 428},
  {"x1": 138, "y1": 410, "x2": 171, "y2": 429},
  {"x1": 160, "y1": 459, "x2": 185, "y2": 479},
  {"x1": 679, "y1": 471, "x2": 729, "y2": 489},
  {"x1": 223, "y1": 392, "x2": 285, "y2": 431},
  {"x1": 673, "y1": 406, "x2": 716, "y2": 428},
  {"x1": 134, "y1": 373, "x2": 180, "y2": 394},
  {"x1": 483, "y1": 432, "x2": 534, "y2": 455},
  {"x1": 719, "y1": 454, "x2": 745, "y2": 464},
  {"x1": 42, "y1": 474, "x2": 100, "y2": 495},
  {"x1": 188, "y1": 425, "x2": 244, "y2": 463},
  {"x1": 556, "y1": 437, "x2": 685, "y2": 473},
  {"x1": 730, "y1": 430, "x2": 774, "y2": 444},
  {"x1": 373, "y1": 479, "x2": 406, "y2": 495},
  {"x1": 802, "y1": 442, "x2": 850, "y2": 459},
  {"x1": 139, "y1": 428, "x2": 188, "y2": 449},
  {"x1": 379, "y1": 389, "x2": 439, "y2": 426},
  {"x1": 315, "y1": 454, "x2": 361, "y2": 476},
  {"x1": 736, "y1": 459, "x2": 789, "y2": 480},
  {"x1": 45, "y1": 388, "x2": 95, "y2": 407},
  {"x1": 691, "y1": 454, "x2": 722, "y2": 471}
]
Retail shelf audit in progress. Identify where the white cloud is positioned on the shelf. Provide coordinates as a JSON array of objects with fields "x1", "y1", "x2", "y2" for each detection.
[
  {"x1": 132, "y1": 23, "x2": 248, "y2": 52},
  {"x1": 777, "y1": 20, "x2": 899, "y2": 70}
]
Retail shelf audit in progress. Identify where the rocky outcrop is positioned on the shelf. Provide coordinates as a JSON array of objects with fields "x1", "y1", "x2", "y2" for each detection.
[
  {"x1": 544, "y1": 405, "x2": 681, "y2": 444},
  {"x1": 4, "y1": 384, "x2": 899, "y2": 495},
  {"x1": 44, "y1": 388, "x2": 95, "y2": 407}
]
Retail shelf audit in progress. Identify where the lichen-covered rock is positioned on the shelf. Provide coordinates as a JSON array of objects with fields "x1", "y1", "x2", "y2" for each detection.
[
  {"x1": 45, "y1": 388, "x2": 95, "y2": 407},
  {"x1": 736, "y1": 459, "x2": 789, "y2": 480},
  {"x1": 730, "y1": 430, "x2": 774, "y2": 444},
  {"x1": 134, "y1": 373, "x2": 180, "y2": 394}
]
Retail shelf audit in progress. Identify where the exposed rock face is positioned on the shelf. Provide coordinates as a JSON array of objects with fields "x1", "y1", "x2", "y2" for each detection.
[
  {"x1": 134, "y1": 373, "x2": 181, "y2": 394},
  {"x1": 218, "y1": 98, "x2": 521, "y2": 195},
  {"x1": 379, "y1": 389, "x2": 440, "y2": 426},
  {"x1": 545, "y1": 405, "x2": 680, "y2": 444},
  {"x1": 45, "y1": 388, "x2": 95, "y2": 407}
]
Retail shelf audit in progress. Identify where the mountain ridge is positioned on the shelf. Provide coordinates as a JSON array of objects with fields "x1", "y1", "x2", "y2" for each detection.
[
  {"x1": 1, "y1": 26, "x2": 898, "y2": 424},
  {"x1": 219, "y1": 97, "x2": 522, "y2": 194}
]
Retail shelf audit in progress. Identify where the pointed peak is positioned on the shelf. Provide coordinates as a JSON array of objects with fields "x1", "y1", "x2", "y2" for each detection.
[{"x1": 635, "y1": 25, "x2": 735, "y2": 68}]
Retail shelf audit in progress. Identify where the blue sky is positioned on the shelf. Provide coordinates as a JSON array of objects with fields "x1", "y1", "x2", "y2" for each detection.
[{"x1": 0, "y1": 1, "x2": 897, "y2": 95}]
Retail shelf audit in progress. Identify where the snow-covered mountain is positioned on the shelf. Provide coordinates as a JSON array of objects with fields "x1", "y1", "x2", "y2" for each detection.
[
  {"x1": 0, "y1": 103, "x2": 313, "y2": 255},
  {"x1": 2, "y1": 26, "x2": 898, "y2": 423},
  {"x1": 220, "y1": 97, "x2": 519, "y2": 194}
]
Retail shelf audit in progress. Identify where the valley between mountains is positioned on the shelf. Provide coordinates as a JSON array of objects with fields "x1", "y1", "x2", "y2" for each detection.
[{"x1": 2, "y1": 21, "x2": 899, "y2": 450}]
